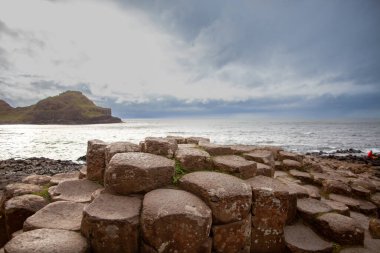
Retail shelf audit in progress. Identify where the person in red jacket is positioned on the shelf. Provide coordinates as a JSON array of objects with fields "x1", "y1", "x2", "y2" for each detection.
[{"x1": 368, "y1": 150, "x2": 373, "y2": 159}]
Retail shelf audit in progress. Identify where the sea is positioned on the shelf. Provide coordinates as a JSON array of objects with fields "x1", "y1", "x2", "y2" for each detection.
[{"x1": 0, "y1": 118, "x2": 379, "y2": 161}]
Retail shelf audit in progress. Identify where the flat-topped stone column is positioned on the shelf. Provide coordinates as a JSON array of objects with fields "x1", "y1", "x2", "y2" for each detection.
[
  {"x1": 104, "y1": 152, "x2": 175, "y2": 195},
  {"x1": 105, "y1": 141, "x2": 140, "y2": 165},
  {"x1": 175, "y1": 147, "x2": 212, "y2": 171},
  {"x1": 143, "y1": 137, "x2": 178, "y2": 158},
  {"x1": 86, "y1": 139, "x2": 108, "y2": 182},
  {"x1": 212, "y1": 155, "x2": 257, "y2": 179},
  {"x1": 141, "y1": 189, "x2": 212, "y2": 253},
  {"x1": 81, "y1": 193, "x2": 141, "y2": 253},
  {"x1": 49, "y1": 179, "x2": 102, "y2": 203}
]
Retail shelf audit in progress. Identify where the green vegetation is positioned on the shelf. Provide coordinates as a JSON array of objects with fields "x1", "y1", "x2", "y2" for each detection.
[
  {"x1": 332, "y1": 243, "x2": 342, "y2": 253},
  {"x1": 0, "y1": 91, "x2": 121, "y2": 124},
  {"x1": 33, "y1": 184, "x2": 52, "y2": 202},
  {"x1": 172, "y1": 160, "x2": 188, "y2": 184}
]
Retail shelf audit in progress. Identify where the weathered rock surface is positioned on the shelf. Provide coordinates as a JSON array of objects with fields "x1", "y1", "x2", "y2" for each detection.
[
  {"x1": 50, "y1": 171, "x2": 80, "y2": 185},
  {"x1": 4, "y1": 184, "x2": 41, "y2": 200},
  {"x1": 198, "y1": 142, "x2": 234, "y2": 156},
  {"x1": 212, "y1": 215, "x2": 251, "y2": 253},
  {"x1": 24, "y1": 201, "x2": 85, "y2": 231},
  {"x1": 21, "y1": 175, "x2": 51, "y2": 186},
  {"x1": 79, "y1": 166, "x2": 87, "y2": 179},
  {"x1": 105, "y1": 141, "x2": 140, "y2": 164},
  {"x1": 281, "y1": 159, "x2": 303, "y2": 171},
  {"x1": 369, "y1": 218, "x2": 380, "y2": 239},
  {"x1": 144, "y1": 137, "x2": 178, "y2": 158},
  {"x1": 303, "y1": 184, "x2": 321, "y2": 199},
  {"x1": 4, "y1": 194, "x2": 48, "y2": 238},
  {"x1": 329, "y1": 194, "x2": 377, "y2": 215},
  {"x1": 4, "y1": 228, "x2": 88, "y2": 253},
  {"x1": 81, "y1": 193, "x2": 141, "y2": 253},
  {"x1": 256, "y1": 162, "x2": 274, "y2": 177},
  {"x1": 297, "y1": 198, "x2": 332, "y2": 222},
  {"x1": 284, "y1": 222, "x2": 333, "y2": 253},
  {"x1": 314, "y1": 213, "x2": 364, "y2": 245},
  {"x1": 251, "y1": 188, "x2": 289, "y2": 253},
  {"x1": 279, "y1": 151, "x2": 303, "y2": 163},
  {"x1": 179, "y1": 171, "x2": 252, "y2": 224},
  {"x1": 50, "y1": 179, "x2": 102, "y2": 203},
  {"x1": 104, "y1": 152, "x2": 174, "y2": 195},
  {"x1": 321, "y1": 198, "x2": 350, "y2": 216},
  {"x1": 175, "y1": 147, "x2": 211, "y2": 171},
  {"x1": 212, "y1": 155, "x2": 256, "y2": 179},
  {"x1": 322, "y1": 179, "x2": 352, "y2": 195},
  {"x1": 86, "y1": 139, "x2": 108, "y2": 182},
  {"x1": 141, "y1": 189, "x2": 212, "y2": 253},
  {"x1": 185, "y1": 136, "x2": 210, "y2": 145},
  {"x1": 243, "y1": 150, "x2": 274, "y2": 167}
]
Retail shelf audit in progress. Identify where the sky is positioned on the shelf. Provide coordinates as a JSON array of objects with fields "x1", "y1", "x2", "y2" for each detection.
[{"x1": 0, "y1": 0, "x2": 379, "y2": 119}]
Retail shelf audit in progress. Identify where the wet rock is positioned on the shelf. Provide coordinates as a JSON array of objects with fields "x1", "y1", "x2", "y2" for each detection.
[
  {"x1": 297, "y1": 198, "x2": 332, "y2": 223},
  {"x1": 321, "y1": 198, "x2": 350, "y2": 216},
  {"x1": 24, "y1": 201, "x2": 85, "y2": 231},
  {"x1": 279, "y1": 151, "x2": 303, "y2": 163},
  {"x1": 105, "y1": 141, "x2": 140, "y2": 164},
  {"x1": 179, "y1": 171, "x2": 252, "y2": 224},
  {"x1": 314, "y1": 213, "x2": 364, "y2": 245},
  {"x1": 175, "y1": 148, "x2": 212, "y2": 171},
  {"x1": 21, "y1": 175, "x2": 51, "y2": 186},
  {"x1": 4, "y1": 183, "x2": 41, "y2": 200},
  {"x1": 322, "y1": 179, "x2": 352, "y2": 195},
  {"x1": 369, "y1": 218, "x2": 380, "y2": 239},
  {"x1": 50, "y1": 179, "x2": 102, "y2": 203},
  {"x1": 198, "y1": 142, "x2": 234, "y2": 156},
  {"x1": 284, "y1": 222, "x2": 333, "y2": 253},
  {"x1": 251, "y1": 188, "x2": 289, "y2": 253},
  {"x1": 141, "y1": 189, "x2": 212, "y2": 253},
  {"x1": 185, "y1": 136, "x2": 210, "y2": 145},
  {"x1": 245, "y1": 175, "x2": 297, "y2": 225},
  {"x1": 303, "y1": 185, "x2": 321, "y2": 199},
  {"x1": 256, "y1": 162, "x2": 274, "y2": 177},
  {"x1": 86, "y1": 139, "x2": 108, "y2": 182},
  {"x1": 289, "y1": 170, "x2": 313, "y2": 184},
  {"x1": 212, "y1": 215, "x2": 251, "y2": 253},
  {"x1": 4, "y1": 228, "x2": 88, "y2": 253},
  {"x1": 281, "y1": 159, "x2": 303, "y2": 171},
  {"x1": 104, "y1": 152, "x2": 174, "y2": 195},
  {"x1": 144, "y1": 137, "x2": 178, "y2": 158},
  {"x1": 50, "y1": 171, "x2": 79, "y2": 185},
  {"x1": 243, "y1": 150, "x2": 274, "y2": 167},
  {"x1": 81, "y1": 193, "x2": 141, "y2": 253},
  {"x1": 212, "y1": 155, "x2": 256, "y2": 179},
  {"x1": 4, "y1": 195, "x2": 48, "y2": 238}
]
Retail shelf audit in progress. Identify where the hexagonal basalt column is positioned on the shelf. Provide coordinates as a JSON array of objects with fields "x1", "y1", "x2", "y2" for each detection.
[
  {"x1": 50, "y1": 179, "x2": 102, "y2": 203},
  {"x1": 179, "y1": 171, "x2": 252, "y2": 224},
  {"x1": 86, "y1": 139, "x2": 108, "y2": 182},
  {"x1": 175, "y1": 147, "x2": 212, "y2": 171},
  {"x1": 212, "y1": 155, "x2": 257, "y2": 179},
  {"x1": 143, "y1": 137, "x2": 178, "y2": 158},
  {"x1": 105, "y1": 141, "x2": 140, "y2": 165},
  {"x1": 81, "y1": 193, "x2": 141, "y2": 253},
  {"x1": 141, "y1": 189, "x2": 212, "y2": 253},
  {"x1": 104, "y1": 152, "x2": 175, "y2": 195}
]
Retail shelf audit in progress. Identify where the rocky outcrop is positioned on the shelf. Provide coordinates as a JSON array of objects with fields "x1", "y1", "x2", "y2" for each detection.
[
  {"x1": 0, "y1": 90, "x2": 121, "y2": 124},
  {"x1": 1, "y1": 135, "x2": 380, "y2": 252}
]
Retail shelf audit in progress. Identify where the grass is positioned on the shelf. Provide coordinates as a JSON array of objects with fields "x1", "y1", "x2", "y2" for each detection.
[
  {"x1": 172, "y1": 160, "x2": 187, "y2": 184},
  {"x1": 32, "y1": 184, "x2": 52, "y2": 202}
]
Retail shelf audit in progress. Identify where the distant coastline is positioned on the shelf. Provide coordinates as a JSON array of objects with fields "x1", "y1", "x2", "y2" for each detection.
[{"x1": 0, "y1": 91, "x2": 122, "y2": 125}]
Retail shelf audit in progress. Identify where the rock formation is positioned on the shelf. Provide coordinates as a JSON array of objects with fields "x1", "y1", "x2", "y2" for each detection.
[
  {"x1": 1, "y1": 136, "x2": 380, "y2": 252},
  {"x1": 0, "y1": 91, "x2": 122, "y2": 124}
]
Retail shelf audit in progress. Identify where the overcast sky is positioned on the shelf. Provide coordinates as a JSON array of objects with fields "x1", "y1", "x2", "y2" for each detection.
[{"x1": 0, "y1": 0, "x2": 379, "y2": 118}]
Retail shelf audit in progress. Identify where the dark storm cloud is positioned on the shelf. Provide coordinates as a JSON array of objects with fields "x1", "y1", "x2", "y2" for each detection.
[{"x1": 119, "y1": 0, "x2": 380, "y2": 89}]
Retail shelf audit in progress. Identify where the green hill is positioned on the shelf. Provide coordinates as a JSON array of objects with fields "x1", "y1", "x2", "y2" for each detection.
[{"x1": 0, "y1": 91, "x2": 122, "y2": 124}]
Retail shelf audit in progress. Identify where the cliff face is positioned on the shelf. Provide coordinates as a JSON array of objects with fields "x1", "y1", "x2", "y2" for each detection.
[{"x1": 0, "y1": 91, "x2": 122, "y2": 124}]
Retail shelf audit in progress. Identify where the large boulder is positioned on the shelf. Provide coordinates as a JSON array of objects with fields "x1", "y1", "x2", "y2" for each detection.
[
  {"x1": 50, "y1": 179, "x2": 102, "y2": 203},
  {"x1": 179, "y1": 171, "x2": 252, "y2": 224},
  {"x1": 21, "y1": 175, "x2": 51, "y2": 186},
  {"x1": 284, "y1": 222, "x2": 333, "y2": 253},
  {"x1": 4, "y1": 195, "x2": 48, "y2": 238},
  {"x1": 212, "y1": 155, "x2": 256, "y2": 179},
  {"x1": 141, "y1": 189, "x2": 212, "y2": 253},
  {"x1": 314, "y1": 213, "x2": 364, "y2": 245},
  {"x1": 243, "y1": 150, "x2": 274, "y2": 167},
  {"x1": 81, "y1": 193, "x2": 141, "y2": 253},
  {"x1": 251, "y1": 188, "x2": 289, "y2": 253},
  {"x1": 175, "y1": 148, "x2": 212, "y2": 171},
  {"x1": 4, "y1": 228, "x2": 88, "y2": 253},
  {"x1": 24, "y1": 201, "x2": 86, "y2": 231},
  {"x1": 143, "y1": 137, "x2": 178, "y2": 158},
  {"x1": 104, "y1": 152, "x2": 174, "y2": 195},
  {"x1": 212, "y1": 215, "x2": 251, "y2": 253},
  {"x1": 105, "y1": 141, "x2": 140, "y2": 164},
  {"x1": 198, "y1": 142, "x2": 234, "y2": 156},
  {"x1": 86, "y1": 139, "x2": 108, "y2": 182}
]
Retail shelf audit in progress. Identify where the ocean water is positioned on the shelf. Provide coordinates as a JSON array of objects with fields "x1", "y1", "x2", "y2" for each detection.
[{"x1": 0, "y1": 118, "x2": 379, "y2": 161}]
